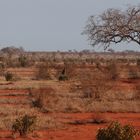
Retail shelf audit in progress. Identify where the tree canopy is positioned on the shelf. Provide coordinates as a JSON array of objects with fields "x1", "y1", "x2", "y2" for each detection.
[
  {"x1": 83, "y1": 5, "x2": 140, "y2": 49},
  {"x1": 0, "y1": 46, "x2": 24, "y2": 54}
]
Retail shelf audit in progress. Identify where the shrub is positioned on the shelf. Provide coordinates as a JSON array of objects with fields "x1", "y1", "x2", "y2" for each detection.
[
  {"x1": 63, "y1": 62, "x2": 76, "y2": 79},
  {"x1": 136, "y1": 58, "x2": 140, "y2": 66},
  {"x1": 12, "y1": 115, "x2": 36, "y2": 137},
  {"x1": 134, "y1": 85, "x2": 140, "y2": 100},
  {"x1": 128, "y1": 68, "x2": 139, "y2": 79},
  {"x1": 36, "y1": 63, "x2": 51, "y2": 80},
  {"x1": 18, "y1": 55, "x2": 28, "y2": 67},
  {"x1": 92, "y1": 113, "x2": 108, "y2": 124},
  {"x1": 81, "y1": 73, "x2": 113, "y2": 100},
  {"x1": 32, "y1": 94, "x2": 44, "y2": 108},
  {"x1": 4, "y1": 72, "x2": 13, "y2": 81},
  {"x1": 106, "y1": 60, "x2": 118, "y2": 80},
  {"x1": 0, "y1": 62, "x2": 5, "y2": 76},
  {"x1": 58, "y1": 68, "x2": 68, "y2": 81},
  {"x1": 58, "y1": 74, "x2": 68, "y2": 81},
  {"x1": 29, "y1": 88, "x2": 56, "y2": 112},
  {"x1": 96, "y1": 121, "x2": 139, "y2": 140}
]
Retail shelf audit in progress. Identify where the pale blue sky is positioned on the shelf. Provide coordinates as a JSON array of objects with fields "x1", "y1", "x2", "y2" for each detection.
[{"x1": 0, "y1": 0, "x2": 140, "y2": 51}]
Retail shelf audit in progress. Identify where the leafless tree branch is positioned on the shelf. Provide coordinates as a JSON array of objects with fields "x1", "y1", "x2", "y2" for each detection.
[{"x1": 82, "y1": 5, "x2": 140, "y2": 49}]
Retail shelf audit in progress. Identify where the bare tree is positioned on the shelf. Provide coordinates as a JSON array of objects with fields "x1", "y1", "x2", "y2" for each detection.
[{"x1": 83, "y1": 5, "x2": 140, "y2": 49}]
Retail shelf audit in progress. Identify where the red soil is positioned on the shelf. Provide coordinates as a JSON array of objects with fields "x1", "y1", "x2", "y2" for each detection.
[
  {"x1": 0, "y1": 89, "x2": 29, "y2": 95},
  {"x1": 0, "y1": 68, "x2": 139, "y2": 140},
  {"x1": 0, "y1": 113, "x2": 139, "y2": 140}
]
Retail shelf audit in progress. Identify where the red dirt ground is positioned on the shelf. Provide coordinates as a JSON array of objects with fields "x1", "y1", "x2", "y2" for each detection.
[
  {"x1": 0, "y1": 67, "x2": 139, "y2": 140},
  {"x1": 0, "y1": 113, "x2": 139, "y2": 140}
]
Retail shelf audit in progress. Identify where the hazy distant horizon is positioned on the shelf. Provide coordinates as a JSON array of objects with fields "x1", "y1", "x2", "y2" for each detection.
[{"x1": 0, "y1": 0, "x2": 140, "y2": 52}]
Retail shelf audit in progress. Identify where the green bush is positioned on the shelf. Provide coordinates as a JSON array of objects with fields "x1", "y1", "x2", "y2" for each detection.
[
  {"x1": 5, "y1": 72, "x2": 13, "y2": 81},
  {"x1": 12, "y1": 115, "x2": 36, "y2": 136},
  {"x1": 96, "y1": 121, "x2": 139, "y2": 140}
]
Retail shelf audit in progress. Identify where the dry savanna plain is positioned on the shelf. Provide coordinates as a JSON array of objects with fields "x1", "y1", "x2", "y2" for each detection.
[{"x1": 0, "y1": 49, "x2": 139, "y2": 140}]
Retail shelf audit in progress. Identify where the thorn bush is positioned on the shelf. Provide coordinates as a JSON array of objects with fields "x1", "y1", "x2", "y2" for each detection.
[
  {"x1": 36, "y1": 62, "x2": 51, "y2": 80},
  {"x1": 12, "y1": 115, "x2": 36, "y2": 137},
  {"x1": 58, "y1": 68, "x2": 68, "y2": 81},
  {"x1": 96, "y1": 121, "x2": 139, "y2": 140},
  {"x1": 5, "y1": 72, "x2": 13, "y2": 81},
  {"x1": 18, "y1": 55, "x2": 28, "y2": 67}
]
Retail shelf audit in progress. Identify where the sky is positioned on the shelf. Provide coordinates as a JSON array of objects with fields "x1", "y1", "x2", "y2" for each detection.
[{"x1": 0, "y1": 0, "x2": 140, "y2": 52}]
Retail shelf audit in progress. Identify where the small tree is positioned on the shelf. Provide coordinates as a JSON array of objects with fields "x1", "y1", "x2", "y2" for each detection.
[
  {"x1": 1, "y1": 46, "x2": 24, "y2": 54},
  {"x1": 83, "y1": 5, "x2": 140, "y2": 49}
]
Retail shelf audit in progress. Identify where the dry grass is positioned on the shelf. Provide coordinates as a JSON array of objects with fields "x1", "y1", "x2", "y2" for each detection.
[
  {"x1": 0, "y1": 105, "x2": 63, "y2": 131},
  {"x1": 0, "y1": 60, "x2": 139, "y2": 133},
  {"x1": 35, "y1": 62, "x2": 52, "y2": 80}
]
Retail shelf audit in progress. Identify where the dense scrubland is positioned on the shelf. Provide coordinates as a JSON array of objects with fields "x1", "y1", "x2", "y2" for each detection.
[{"x1": 0, "y1": 47, "x2": 139, "y2": 139}]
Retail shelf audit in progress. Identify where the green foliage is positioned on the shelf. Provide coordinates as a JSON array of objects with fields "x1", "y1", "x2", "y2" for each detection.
[
  {"x1": 12, "y1": 115, "x2": 36, "y2": 136},
  {"x1": 5, "y1": 72, "x2": 13, "y2": 81},
  {"x1": 96, "y1": 121, "x2": 139, "y2": 140}
]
